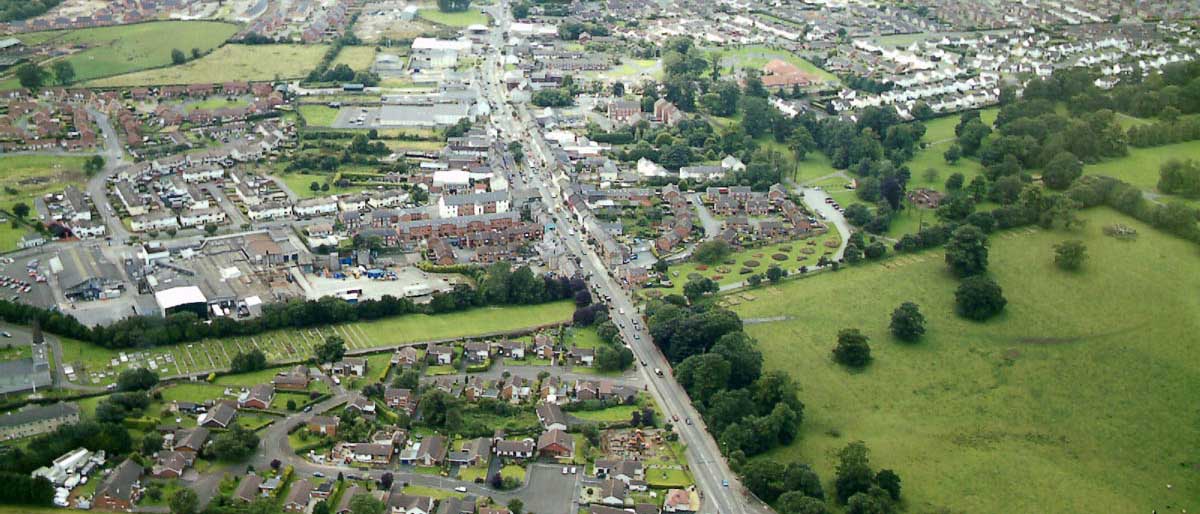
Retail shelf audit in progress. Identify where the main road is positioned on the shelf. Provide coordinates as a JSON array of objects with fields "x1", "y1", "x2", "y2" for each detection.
[{"x1": 479, "y1": 3, "x2": 765, "y2": 514}]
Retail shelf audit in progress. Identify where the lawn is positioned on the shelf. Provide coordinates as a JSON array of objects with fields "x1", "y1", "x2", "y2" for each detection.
[
  {"x1": 186, "y1": 97, "x2": 250, "y2": 111},
  {"x1": 714, "y1": 45, "x2": 839, "y2": 85},
  {"x1": 563, "y1": 327, "x2": 604, "y2": 349},
  {"x1": 645, "y1": 467, "x2": 692, "y2": 488},
  {"x1": 418, "y1": 8, "x2": 490, "y2": 27},
  {"x1": 277, "y1": 171, "x2": 366, "y2": 199},
  {"x1": 90, "y1": 44, "x2": 329, "y2": 86},
  {"x1": 1083, "y1": 140, "x2": 1200, "y2": 194},
  {"x1": 354, "y1": 301, "x2": 573, "y2": 345},
  {"x1": 0, "y1": 155, "x2": 88, "y2": 213},
  {"x1": 333, "y1": 46, "x2": 378, "y2": 71},
  {"x1": 734, "y1": 208, "x2": 1200, "y2": 514},
  {"x1": 299, "y1": 105, "x2": 340, "y2": 127},
  {"x1": 570, "y1": 405, "x2": 638, "y2": 423},
  {"x1": 0, "y1": 21, "x2": 237, "y2": 88}
]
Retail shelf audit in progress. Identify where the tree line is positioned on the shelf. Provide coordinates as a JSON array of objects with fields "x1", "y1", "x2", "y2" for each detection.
[
  {"x1": 0, "y1": 266, "x2": 576, "y2": 350},
  {"x1": 644, "y1": 297, "x2": 803, "y2": 463}
]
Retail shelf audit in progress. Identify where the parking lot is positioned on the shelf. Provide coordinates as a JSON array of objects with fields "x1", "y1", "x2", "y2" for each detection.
[
  {"x1": 296, "y1": 266, "x2": 457, "y2": 302},
  {"x1": 332, "y1": 106, "x2": 382, "y2": 129}
]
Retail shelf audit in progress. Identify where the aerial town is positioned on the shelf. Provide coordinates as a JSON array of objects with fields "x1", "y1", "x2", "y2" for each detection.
[{"x1": 0, "y1": 1, "x2": 1196, "y2": 514}]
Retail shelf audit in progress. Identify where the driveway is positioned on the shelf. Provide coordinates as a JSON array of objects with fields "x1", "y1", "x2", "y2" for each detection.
[{"x1": 796, "y1": 185, "x2": 850, "y2": 261}]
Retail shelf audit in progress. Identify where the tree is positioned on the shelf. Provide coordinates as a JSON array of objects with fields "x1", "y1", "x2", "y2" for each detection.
[
  {"x1": 313, "y1": 501, "x2": 332, "y2": 514},
  {"x1": 944, "y1": 225, "x2": 989, "y2": 277},
  {"x1": 171, "y1": 49, "x2": 187, "y2": 65},
  {"x1": 169, "y1": 488, "x2": 199, "y2": 514},
  {"x1": 955, "y1": 275, "x2": 1007, "y2": 321},
  {"x1": 834, "y1": 441, "x2": 874, "y2": 503},
  {"x1": 117, "y1": 367, "x2": 159, "y2": 391},
  {"x1": 230, "y1": 349, "x2": 267, "y2": 373},
  {"x1": 1053, "y1": 240, "x2": 1087, "y2": 271},
  {"x1": 379, "y1": 472, "x2": 394, "y2": 490},
  {"x1": 596, "y1": 345, "x2": 634, "y2": 372},
  {"x1": 315, "y1": 336, "x2": 346, "y2": 364},
  {"x1": 12, "y1": 202, "x2": 29, "y2": 219},
  {"x1": 695, "y1": 240, "x2": 733, "y2": 265},
  {"x1": 83, "y1": 155, "x2": 105, "y2": 177},
  {"x1": 683, "y1": 277, "x2": 718, "y2": 302},
  {"x1": 711, "y1": 331, "x2": 763, "y2": 389},
  {"x1": 846, "y1": 487, "x2": 895, "y2": 514},
  {"x1": 777, "y1": 493, "x2": 830, "y2": 514},
  {"x1": 1043, "y1": 151, "x2": 1083, "y2": 190},
  {"x1": 888, "y1": 302, "x2": 925, "y2": 342},
  {"x1": 141, "y1": 432, "x2": 164, "y2": 455},
  {"x1": 766, "y1": 266, "x2": 785, "y2": 283},
  {"x1": 875, "y1": 469, "x2": 902, "y2": 501},
  {"x1": 507, "y1": 498, "x2": 525, "y2": 514},
  {"x1": 348, "y1": 493, "x2": 386, "y2": 514},
  {"x1": 832, "y1": 329, "x2": 871, "y2": 368},
  {"x1": 208, "y1": 423, "x2": 260, "y2": 461},
  {"x1": 945, "y1": 172, "x2": 965, "y2": 192},
  {"x1": 943, "y1": 144, "x2": 962, "y2": 164},
  {"x1": 16, "y1": 63, "x2": 47, "y2": 89},
  {"x1": 309, "y1": 181, "x2": 321, "y2": 192},
  {"x1": 51, "y1": 61, "x2": 75, "y2": 85},
  {"x1": 437, "y1": 0, "x2": 472, "y2": 12},
  {"x1": 674, "y1": 353, "x2": 731, "y2": 403},
  {"x1": 191, "y1": 47, "x2": 201, "y2": 59}
]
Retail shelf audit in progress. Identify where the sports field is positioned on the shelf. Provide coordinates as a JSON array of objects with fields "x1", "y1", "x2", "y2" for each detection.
[
  {"x1": 418, "y1": 8, "x2": 490, "y2": 27},
  {"x1": 57, "y1": 301, "x2": 572, "y2": 386},
  {"x1": 0, "y1": 21, "x2": 237, "y2": 88},
  {"x1": 733, "y1": 209, "x2": 1200, "y2": 514},
  {"x1": 89, "y1": 44, "x2": 328, "y2": 86}
]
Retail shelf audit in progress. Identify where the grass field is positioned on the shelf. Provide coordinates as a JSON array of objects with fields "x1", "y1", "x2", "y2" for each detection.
[
  {"x1": 277, "y1": 172, "x2": 367, "y2": 199},
  {"x1": 0, "y1": 21, "x2": 237, "y2": 88},
  {"x1": 57, "y1": 301, "x2": 572, "y2": 386},
  {"x1": 418, "y1": 8, "x2": 490, "y2": 27},
  {"x1": 1084, "y1": 140, "x2": 1200, "y2": 193},
  {"x1": 571, "y1": 405, "x2": 638, "y2": 423},
  {"x1": 733, "y1": 208, "x2": 1200, "y2": 514},
  {"x1": 333, "y1": 46, "x2": 378, "y2": 71},
  {"x1": 298, "y1": 105, "x2": 340, "y2": 127},
  {"x1": 90, "y1": 44, "x2": 328, "y2": 86},
  {"x1": 0, "y1": 155, "x2": 88, "y2": 215},
  {"x1": 715, "y1": 45, "x2": 839, "y2": 85}
]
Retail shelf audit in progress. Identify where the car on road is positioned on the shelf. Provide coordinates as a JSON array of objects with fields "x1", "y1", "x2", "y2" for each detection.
[
  {"x1": 454, "y1": 486, "x2": 468, "y2": 493},
  {"x1": 640, "y1": 359, "x2": 646, "y2": 366},
  {"x1": 723, "y1": 479, "x2": 729, "y2": 487},
  {"x1": 685, "y1": 418, "x2": 692, "y2": 425},
  {"x1": 570, "y1": 466, "x2": 577, "y2": 474},
  {"x1": 655, "y1": 368, "x2": 663, "y2": 376},
  {"x1": 313, "y1": 472, "x2": 325, "y2": 478},
  {"x1": 0, "y1": 332, "x2": 10, "y2": 338},
  {"x1": 673, "y1": 415, "x2": 679, "y2": 422}
]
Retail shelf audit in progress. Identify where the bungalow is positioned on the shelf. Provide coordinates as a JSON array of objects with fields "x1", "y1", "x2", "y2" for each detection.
[
  {"x1": 330, "y1": 357, "x2": 367, "y2": 377},
  {"x1": 664, "y1": 488, "x2": 700, "y2": 512},
  {"x1": 596, "y1": 460, "x2": 645, "y2": 484},
  {"x1": 93, "y1": 459, "x2": 143, "y2": 511},
  {"x1": 427, "y1": 345, "x2": 454, "y2": 365},
  {"x1": 198, "y1": 401, "x2": 237, "y2": 428},
  {"x1": 497, "y1": 341, "x2": 525, "y2": 359},
  {"x1": 463, "y1": 342, "x2": 489, "y2": 364},
  {"x1": 597, "y1": 478, "x2": 629, "y2": 505},
  {"x1": 568, "y1": 347, "x2": 595, "y2": 366},
  {"x1": 308, "y1": 416, "x2": 340, "y2": 437},
  {"x1": 448, "y1": 437, "x2": 492, "y2": 466},
  {"x1": 387, "y1": 491, "x2": 435, "y2": 514},
  {"x1": 283, "y1": 478, "x2": 312, "y2": 512},
  {"x1": 537, "y1": 429, "x2": 574, "y2": 459},
  {"x1": 238, "y1": 383, "x2": 275, "y2": 410},
  {"x1": 233, "y1": 475, "x2": 263, "y2": 503},
  {"x1": 348, "y1": 443, "x2": 393, "y2": 466},
  {"x1": 152, "y1": 450, "x2": 190, "y2": 478},
  {"x1": 537, "y1": 403, "x2": 568, "y2": 434},
  {"x1": 346, "y1": 395, "x2": 377, "y2": 417},
  {"x1": 414, "y1": 435, "x2": 447, "y2": 466},
  {"x1": 273, "y1": 366, "x2": 310, "y2": 390},
  {"x1": 172, "y1": 427, "x2": 209, "y2": 455},
  {"x1": 493, "y1": 439, "x2": 535, "y2": 460}
]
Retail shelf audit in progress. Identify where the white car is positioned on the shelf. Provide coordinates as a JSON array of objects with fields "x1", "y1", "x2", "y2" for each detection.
[{"x1": 454, "y1": 486, "x2": 467, "y2": 493}]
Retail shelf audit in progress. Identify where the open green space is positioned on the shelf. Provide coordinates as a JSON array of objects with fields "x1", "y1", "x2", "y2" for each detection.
[
  {"x1": 563, "y1": 327, "x2": 604, "y2": 349},
  {"x1": 90, "y1": 44, "x2": 328, "y2": 86},
  {"x1": 734, "y1": 208, "x2": 1200, "y2": 514},
  {"x1": 570, "y1": 405, "x2": 638, "y2": 423},
  {"x1": 0, "y1": 155, "x2": 88, "y2": 211},
  {"x1": 332, "y1": 46, "x2": 378, "y2": 70},
  {"x1": 418, "y1": 8, "x2": 489, "y2": 27},
  {"x1": 656, "y1": 232, "x2": 841, "y2": 295},
  {"x1": 0, "y1": 21, "x2": 237, "y2": 88},
  {"x1": 277, "y1": 171, "x2": 367, "y2": 199},
  {"x1": 185, "y1": 97, "x2": 250, "y2": 111},
  {"x1": 1083, "y1": 140, "x2": 1200, "y2": 194},
  {"x1": 714, "y1": 45, "x2": 838, "y2": 84},
  {"x1": 299, "y1": 105, "x2": 340, "y2": 127},
  {"x1": 57, "y1": 302, "x2": 572, "y2": 385}
]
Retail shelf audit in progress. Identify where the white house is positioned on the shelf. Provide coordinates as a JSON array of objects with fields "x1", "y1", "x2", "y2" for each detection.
[
  {"x1": 181, "y1": 166, "x2": 224, "y2": 183},
  {"x1": 247, "y1": 202, "x2": 290, "y2": 222},
  {"x1": 636, "y1": 158, "x2": 672, "y2": 179},
  {"x1": 179, "y1": 208, "x2": 226, "y2": 228},
  {"x1": 337, "y1": 194, "x2": 370, "y2": 212},
  {"x1": 131, "y1": 212, "x2": 180, "y2": 232},
  {"x1": 293, "y1": 197, "x2": 339, "y2": 218},
  {"x1": 437, "y1": 191, "x2": 509, "y2": 218}
]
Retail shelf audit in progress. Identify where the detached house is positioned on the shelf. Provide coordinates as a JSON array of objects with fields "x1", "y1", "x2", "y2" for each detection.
[{"x1": 537, "y1": 429, "x2": 575, "y2": 459}]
